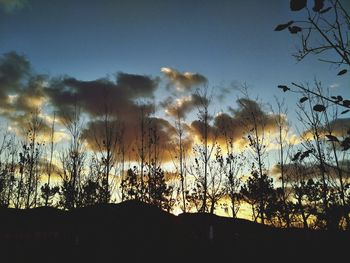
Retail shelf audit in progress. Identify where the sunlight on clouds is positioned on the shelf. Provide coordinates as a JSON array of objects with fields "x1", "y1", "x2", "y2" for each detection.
[
  {"x1": 34, "y1": 131, "x2": 67, "y2": 144},
  {"x1": 161, "y1": 66, "x2": 207, "y2": 91},
  {"x1": 8, "y1": 94, "x2": 18, "y2": 104},
  {"x1": 24, "y1": 96, "x2": 46, "y2": 108}
]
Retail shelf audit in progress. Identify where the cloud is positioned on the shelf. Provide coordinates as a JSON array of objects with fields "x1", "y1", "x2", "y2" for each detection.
[
  {"x1": 302, "y1": 118, "x2": 350, "y2": 141},
  {"x1": 0, "y1": 0, "x2": 27, "y2": 13},
  {"x1": 82, "y1": 116, "x2": 180, "y2": 162},
  {"x1": 0, "y1": 52, "x2": 53, "y2": 140},
  {"x1": 0, "y1": 52, "x2": 30, "y2": 108},
  {"x1": 46, "y1": 73, "x2": 158, "y2": 121},
  {"x1": 189, "y1": 98, "x2": 284, "y2": 150},
  {"x1": 270, "y1": 161, "x2": 350, "y2": 183},
  {"x1": 216, "y1": 86, "x2": 232, "y2": 102},
  {"x1": 0, "y1": 52, "x2": 186, "y2": 163},
  {"x1": 327, "y1": 118, "x2": 350, "y2": 136},
  {"x1": 0, "y1": 52, "x2": 288, "y2": 165},
  {"x1": 163, "y1": 93, "x2": 208, "y2": 118},
  {"x1": 161, "y1": 67, "x2": 207, "y2": 91},
  {"x1": 45, "y1": 72, "x2": 169, "y2": 161}
]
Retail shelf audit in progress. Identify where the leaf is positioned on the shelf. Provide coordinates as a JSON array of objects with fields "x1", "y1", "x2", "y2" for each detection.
[
  {"x1": 341, "y1": 110, "x2": 350, "y2": 115},
  {"x1": 299, "y1": 97, "x2": 308, "y2": 103},
  {"x1": 313, "y1": 104, "x2": 326, "y2": 112},
  {"x1": 300, "y1": 149, "x2": 312, "y2": 161},
  {"x1": 288, "y1": 26, "x2": 302, "y2": 34},
  {"x1": 312, "y1": 0, "x2": 325, "y2": 12},
  {"x1": 274, "y1": 21, "x2": 294, "y2": 31},
  {"x1": 325, "y1": 134, "x2": 339, "y2": 142},
  {"x1": 290, "y1": 0, "x2": 307, "y2": 11},
  {"x1": 277, "y1": 85, "x2": 290, "y2": 92},
  {"x1": 292, "y1": 151, "x2": 301, "y2": 161},
  {"x1": 320, "y1": 7, "x2": 332, "y2": 14},
  {"x1": 343, "y1": 100, "x2": 350, "y2": 107},
  {"x1": 337, "y1": 69, "x2": 347, "y2": 75}
]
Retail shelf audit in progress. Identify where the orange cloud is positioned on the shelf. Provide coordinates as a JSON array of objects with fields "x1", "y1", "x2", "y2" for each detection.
[{"x1": 161, "y1": 67, "x2": 207, "y2": 91}]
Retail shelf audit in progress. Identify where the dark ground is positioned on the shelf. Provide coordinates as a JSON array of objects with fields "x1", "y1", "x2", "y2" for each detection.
[{"x1": 0, "y1": 201, "x2": 349, "y2": 263}]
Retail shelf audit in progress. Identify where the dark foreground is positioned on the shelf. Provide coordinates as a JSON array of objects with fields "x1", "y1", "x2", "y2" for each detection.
[{"x1": 0, "y1": 201, "x2": 349, "y2": 263}]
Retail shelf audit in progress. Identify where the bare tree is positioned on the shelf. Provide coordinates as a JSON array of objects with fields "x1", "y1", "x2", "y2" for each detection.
[
  {"x1": 41, "y1": 112, "x2": 59, "y2": 207},
  {"x1": 136, "y1": 104, "x2": 150, "y2": 202},
  {"x1": 190, "y1": 86, "x2": 216, "y2": 212},
  {"x1": 273, "y1": 98, "x2": 293, "y2": 227},
  {"x1": 90, "y1": 107, "x2": 120, "y2": 204},
  {"x1": 23, "y1": 109, "x2": 43, "y2": 208},
  {"x1": 59, "y1": 104, "x2": 86, "y2": 209},
  {"x1": 207, "y1": 146, "x2": 227, "y2": 214},
  {"x1": 238, "y1": 94, "x2": 272, "y2": 225},
  {"x1": 0, "y1": 130, "x2": 16, "y2": 207},
  {"x1": 168, "y1": 110, "x2": 189, "y2": 213}
]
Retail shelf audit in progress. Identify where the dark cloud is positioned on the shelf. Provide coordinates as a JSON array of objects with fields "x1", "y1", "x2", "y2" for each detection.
[
  {"x1": 82, "y1": 116, "x2": 180, "y2": 162},
  {"x1": 0, "y1": 52, "x2": 31, "y2": 109},
  {"x1": 326, "y1": 118, "x2": 350, "y2": 137},
  {"x1": 301, "y1": 118, "x2": 350, "y2": 144},
  {"x1": 161, "y1": 67, "x2": 207, "y2": 91},
  {"x1": 46, "y1": 72, "x2": 158, "y2": 121},
  {"x1": 163, "y1": 93, "x2": 208, "y2": 118},
  {"x1": 0, "y1": 52, "x2": 285, "y2": 161},
  {"x1": 270, "y1": 161, "x2": 350, "y2": 182},
  {"x1": 0, "y1": 52, "x2": 50, "y2": 139},
  {"x1": 0, "y1": 52, "x2": 174, "y2": 153},
  {"x1": 190, "y1": 98, "x2": 282, "y2": 147}
]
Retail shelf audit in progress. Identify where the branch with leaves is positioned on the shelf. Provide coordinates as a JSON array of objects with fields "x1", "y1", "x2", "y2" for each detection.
[{"x1": 275, "y1": 0, "x2": 350, "y2": 73}]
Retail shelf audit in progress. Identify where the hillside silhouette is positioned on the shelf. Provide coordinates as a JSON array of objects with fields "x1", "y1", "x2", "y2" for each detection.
[{"x1": 0, "y1": 200, "x2": 348, "y2": 263}]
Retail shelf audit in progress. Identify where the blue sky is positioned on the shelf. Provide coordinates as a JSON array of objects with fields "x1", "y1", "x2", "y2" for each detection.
[
  {"x1": 1, "y1": 0, "x2": 350, "y2": 218},
  {"x1": 0, "y1": 0, "x2": 349, "y2": 132}
]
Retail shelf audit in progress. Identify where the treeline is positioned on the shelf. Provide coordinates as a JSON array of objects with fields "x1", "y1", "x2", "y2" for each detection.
[{"x1": 0, "y1": 82, "x2": 349, "y2": 231}]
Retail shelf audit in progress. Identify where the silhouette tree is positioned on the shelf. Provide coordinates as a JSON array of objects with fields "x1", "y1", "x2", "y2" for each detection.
[
  {"x1": 222, "y1": 150, "x2": 244, "y2": 218},
  {"x1": 41, "y1": 112, "x2": 59, "y2": 207},
  {"x1": 241, "y1": 171, "x2": 276, "y2": 224},
  {"x1": 79, "y1": 156, "x2": 106, "y2": 206},
  {"x1": 275, "y1": 0, "x2": 350, "y2": 69},
  {"x1": 238, "y1": 96, "x2": 272, "y2": 225},
  {"x1": 272, "y1": 99, "x2": 293, "y2": 227},
  {"x1": 275, "y1": 0, "x2": 350, "y2": 152},
  {"x1": 122, "y1": 166, "x2": 144, "y2": 201},
  {"x1": 205, "y1": 145, "x2": 226, "y2": 214},
  {"x1": 0, "y1": 131, "x2": 16, "y2": 207},
  {"x1": 89, "y1": 109, "x2": 119, "y2": 204},
  {"x1": 135, "y1": 104, "x2": 152, "y2": 202},
  {"x1": 170, "y1": 110, "x2": 189, "y2": 213},
  {"x1": 296, "y1": 86, "x2": 330, "y2": 228},
  {"x1": 23, "y1": 109, "x2": 43, "y2": 208},
  {"x1": 215, "y1": 112, "x2": 245, "y2": 218},
  {"x1": 294, "y1": 81, "x2": 350, "y2": 229},
  {"x1": 59, "y1": 104, "x2": 86, "y2": 209},
  {"x1": 190, "y1": 87, "x2": 216, "y2": 212}
]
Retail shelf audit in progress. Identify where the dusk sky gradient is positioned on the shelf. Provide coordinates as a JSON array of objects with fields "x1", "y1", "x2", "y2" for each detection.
[
  {"x1": 0, "y1": 0, "x2": 350, "y2": 219},
  {"x1": 0, "y1": 0, "x2": 349, "y2": 154},
  {"x1": 1, "y1": 0, "x2": 349, "y2": 113}
]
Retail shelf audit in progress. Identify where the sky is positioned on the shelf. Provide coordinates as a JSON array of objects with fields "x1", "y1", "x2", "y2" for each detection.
[
  {"x1": 0, "y1": 0, "x2": 350, "y2": 217},
  {"x1": 1, "y1": 0, "x2": 348, "y2": 96},
  {"x1": 0, "y1": 0, "x2": 349, "y2": 149}
]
